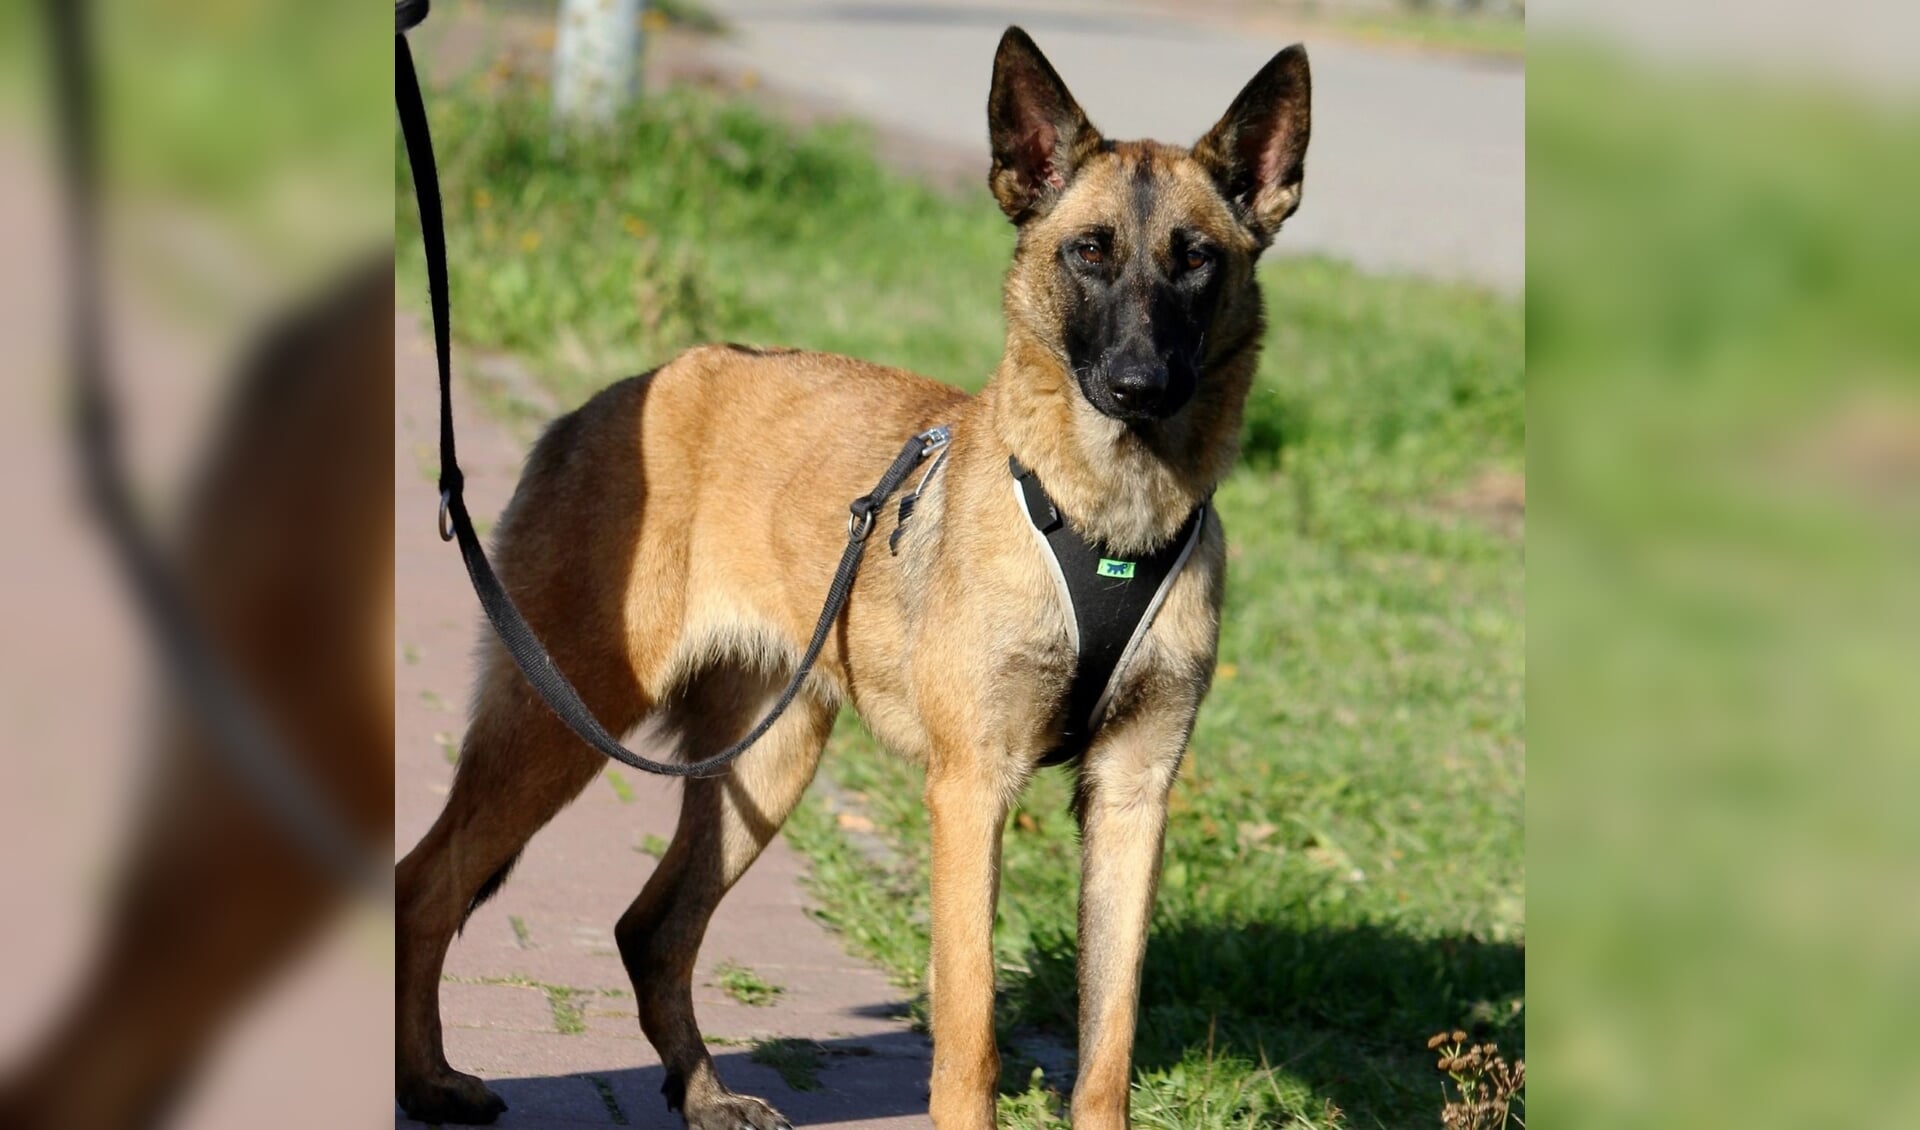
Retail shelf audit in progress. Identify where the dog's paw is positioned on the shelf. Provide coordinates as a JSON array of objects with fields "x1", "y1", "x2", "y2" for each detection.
[
  {"x1": 397, "y1": 1069, "x2": 509, "y2": 1125},
  {"x1": 681, "y1": 1090, "x2": 792, "y2": 1130}
]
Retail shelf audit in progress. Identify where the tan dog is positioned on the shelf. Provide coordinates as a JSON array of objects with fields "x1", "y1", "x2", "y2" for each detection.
[{"x1": 396, "y1": 27, "x2": 1309, "y2": 1130}]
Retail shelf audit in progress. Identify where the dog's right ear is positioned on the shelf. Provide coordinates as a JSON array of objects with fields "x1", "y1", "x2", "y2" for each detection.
[{"x1": 987, "y1": 27, "x2": 1103, "y2": 223}]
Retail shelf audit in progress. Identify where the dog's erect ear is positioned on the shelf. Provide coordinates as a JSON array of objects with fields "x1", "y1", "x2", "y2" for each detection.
[
  {"x1": 987, "y1": 27, "x2": 1103, "y2": 223},
  {"x1": 1193, "y1": 45, "x2": 1311, "y2": 245}
]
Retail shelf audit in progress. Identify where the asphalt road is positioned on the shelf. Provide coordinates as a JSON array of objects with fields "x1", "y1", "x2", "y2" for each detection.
[{"x1": 697, "y1": 0, "x2": 1524, "y2": 291}]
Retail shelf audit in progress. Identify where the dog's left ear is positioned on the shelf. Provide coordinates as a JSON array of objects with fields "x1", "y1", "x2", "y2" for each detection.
[
  {"x1": 1194, "y1": 45, "x2": 1312, "y2": 245},
  {"x1": 987, "y1": 27, "x2": 1103, "y2": 223}
]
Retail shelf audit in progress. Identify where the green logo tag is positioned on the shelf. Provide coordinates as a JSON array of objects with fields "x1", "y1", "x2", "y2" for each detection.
[{"x1": 1097, "y1": 558, "x2": 1137, "y2": 579}]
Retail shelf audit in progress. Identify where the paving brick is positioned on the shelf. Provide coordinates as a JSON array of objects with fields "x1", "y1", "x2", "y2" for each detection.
[{"x1": 443, "y1": 981, "x2": 563, "y2": 1033}]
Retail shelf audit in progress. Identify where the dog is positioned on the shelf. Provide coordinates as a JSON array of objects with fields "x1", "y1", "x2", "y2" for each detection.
[{"x1": 396, "y1": 27, "x2": 1309, "y2": 1130}]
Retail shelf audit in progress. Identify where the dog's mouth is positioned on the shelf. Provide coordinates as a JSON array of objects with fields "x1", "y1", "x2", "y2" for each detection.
[{"x1": 1094, "y1": 398, "x2": 1173, "y2": 424}]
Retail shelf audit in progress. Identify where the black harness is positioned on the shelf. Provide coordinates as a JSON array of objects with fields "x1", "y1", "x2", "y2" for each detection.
[{"x1": 1009, "y1": 459, "x2": 1208, "y2": 766}]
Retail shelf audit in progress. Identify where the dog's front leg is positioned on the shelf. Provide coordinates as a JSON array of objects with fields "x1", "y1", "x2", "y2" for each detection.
[
  {"x1": 1070, "y1": 728, "x2": 1186, "y2": 1130},
  {"x1": 925, "y1": 752, "x2": 1016, "y2": 1129}
]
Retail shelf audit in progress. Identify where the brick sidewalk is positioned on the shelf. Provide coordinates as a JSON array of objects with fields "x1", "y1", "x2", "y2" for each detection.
[{"x1": 394, "y1": 318, "x2": 933, "y2": 1128}]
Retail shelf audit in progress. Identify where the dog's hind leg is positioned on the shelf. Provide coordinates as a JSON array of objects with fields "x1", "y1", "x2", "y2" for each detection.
[
  {"x1": 616, "y1": 663, "x2": 836, "y2": 1130},
  {"x1": 395, "y1": 646, "x2": 650, "y2": 1125}
]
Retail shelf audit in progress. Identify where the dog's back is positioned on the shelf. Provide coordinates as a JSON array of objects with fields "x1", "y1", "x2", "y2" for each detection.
[{"x1": 491, "y1": 344, "x2": 966, "y2": 701}]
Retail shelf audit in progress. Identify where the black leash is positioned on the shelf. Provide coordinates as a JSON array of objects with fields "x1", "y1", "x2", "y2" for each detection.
[
  {"x1": 42, "y1": 0, "x2": 381, "y2": 893},
  {"x1": 397, "y1": 12, "x2": 944, "y2": 778}
]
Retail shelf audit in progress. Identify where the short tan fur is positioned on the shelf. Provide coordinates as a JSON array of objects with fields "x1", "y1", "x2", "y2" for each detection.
[{"x1": 396, "y1": 27, "x2": 1310, "y2": 1130}]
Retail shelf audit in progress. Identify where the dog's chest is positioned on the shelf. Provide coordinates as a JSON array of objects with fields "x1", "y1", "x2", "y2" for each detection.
[
  {"x1": 935, "y1": 526, "x2": 1199, "y2": 762},
  {"x1": 858, "y1": 451, "x2": 1217, "y2": 764}
]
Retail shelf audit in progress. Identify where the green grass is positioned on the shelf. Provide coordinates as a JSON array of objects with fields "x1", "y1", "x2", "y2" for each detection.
[
  {"x1": 712, "y1": 960, "x2": 784, "y2": 1007},
  {"x1": 490, "y1": 0, "x2": 729, "y2": 35},
  {"x1": 650, "y1": 0, "x2": 728, "y2": 35},
  {"x1": 750, "y1": 1038, "x2": 826, "y2": 1092},
  {"x1": 400, "y1": 79, "x2": 1522, "y2": 1129},
  {"x1": 438, "y1": 973, "x2": 627, "y2": 1035},
  {"x1": 397, "y1": 82, "x2": 1009, "y2": 403},
  {"x1": 1326, "y1": 9, "x2": 1524, "y2": 57},
  {"x1": 547, "y1": 987, "x2": 587, "y2": 1034},
  {"x1": 703, "y1": 1033, "x2": 754, "y2": 1047},
  {"x1": 1241, "y1": 0, "x2": 1524, "y2": 58},
  {"x1": 586, "y1": 1075, "x2": 631, "y2": 1124},
  {"x1": 0, "y1": 3, "x2": 387, "y2": 276},
  {"x1": 1528, "y1": 45, "x2": 1920, "y2": 1130}
]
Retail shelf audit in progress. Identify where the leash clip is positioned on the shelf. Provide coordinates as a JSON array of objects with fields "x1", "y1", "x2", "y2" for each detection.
[
  {"x1": 437, "y1": 489, "x2": 454, "y2": 542},
  {"x1": 891, "y1": 432, "x2": 954, "y2": 556},
  {"x1": 917, "y1": 424, "x2": 952, "y2": 456}
]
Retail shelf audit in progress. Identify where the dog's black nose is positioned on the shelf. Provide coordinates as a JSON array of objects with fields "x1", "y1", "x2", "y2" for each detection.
[{"x1": 1107, "y1": 370, "x2": 1166, "y2": 416}]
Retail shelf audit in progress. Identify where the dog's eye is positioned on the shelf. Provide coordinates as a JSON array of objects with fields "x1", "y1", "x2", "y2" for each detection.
[
  {"x1": 1184, "y1": 248, "x2": 1212, "y2": 272},
  {"x1": 1075, "y1": 241, "x2": 1105, "y2": 266}
]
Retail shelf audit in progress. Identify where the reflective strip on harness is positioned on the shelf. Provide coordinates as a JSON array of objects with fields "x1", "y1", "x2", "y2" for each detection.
[{"x1": 1009, "y1": 457, "x2": 1207, "y2": 766}]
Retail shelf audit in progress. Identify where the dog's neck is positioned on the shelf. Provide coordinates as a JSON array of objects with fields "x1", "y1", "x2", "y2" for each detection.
[{"x1": 983, "y1": 337, "x2": 1252, "y2": 555}]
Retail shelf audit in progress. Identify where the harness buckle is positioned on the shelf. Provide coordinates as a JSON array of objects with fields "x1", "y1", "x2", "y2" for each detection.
[
  {"x1": 437, "y1": 489, "x2": 454, "y2": 542},
  {"x1": 848, "y1": 504, "x2": 876, "y2": 542}
]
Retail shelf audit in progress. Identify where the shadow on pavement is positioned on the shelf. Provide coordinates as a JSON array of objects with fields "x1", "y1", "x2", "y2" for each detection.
[{"x1": 400, "y1": 1031, "x2": 934, "y2": 1128}]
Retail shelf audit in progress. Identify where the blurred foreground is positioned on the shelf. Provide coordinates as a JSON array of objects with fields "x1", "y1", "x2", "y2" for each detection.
[
  {"x1": 6, "y1": 0, "x2": 1920, "y2": 1125},
  {"x1": 0, "y1": 3, "x2": 391, "y2": 1127},
  {"x1": 1530, "y1": 3, "x2": 1920, "y2": 1125}
]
